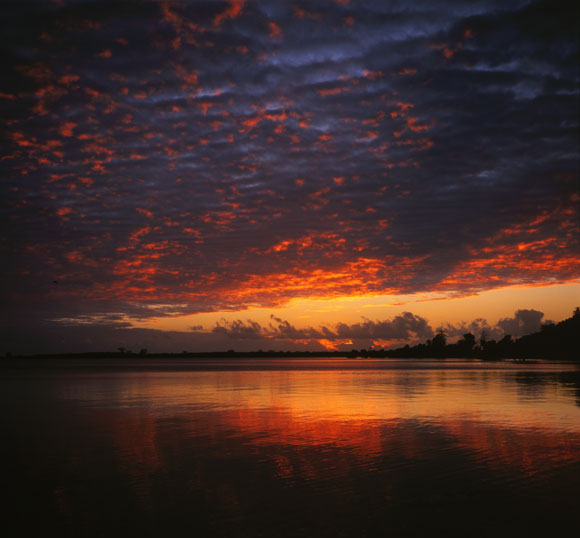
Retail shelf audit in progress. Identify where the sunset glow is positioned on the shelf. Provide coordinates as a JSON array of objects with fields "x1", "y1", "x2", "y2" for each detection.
[{"x1": 1, "y1": 0, "x2": 578, "y2": 354}]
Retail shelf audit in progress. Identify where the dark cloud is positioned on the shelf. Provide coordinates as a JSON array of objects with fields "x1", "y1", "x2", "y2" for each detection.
[
  {"x1": 497, "y1": 308, "x2": 548, "y2": 337},
  {"x1": 185, "y1": 311, "x2": 434, "y2": 349},
  {"x1": 0, "y1": 0, "x2": 578, "y2": 340},
  {"x1": 268, "y1": 314, "x2": 328, "y2": 340},
  {"x1": 440, "y1": 308, "x2": 551, "y2": 341},
  {"x1": 213, "y1": 318, "x2": 263, "y2": 339},
  {"x1": 2, "y1": 311, "x2": 436, "y2": 354},
  {"x1": 2, "y1": 308, "x2": 555, "y2": 354},
  {"x1": 335, "y1": 312, "x2": 434, "y2": 341},
  {"x1": 439, "y1": 318, "x2": 504, "y2": 342}
]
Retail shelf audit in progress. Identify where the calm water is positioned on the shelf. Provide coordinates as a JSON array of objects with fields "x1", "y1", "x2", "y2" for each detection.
[{"x1": 2, "y1": 358, "x2": 580, "y2": 537}]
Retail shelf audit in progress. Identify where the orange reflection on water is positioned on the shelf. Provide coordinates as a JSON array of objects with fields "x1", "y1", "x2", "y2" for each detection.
[
  {"x1": 71, "y1": 361, "x2": 580, "y2": 483},
  {"x1": 6, "y1": 360, "x2": 578, "y2": 538},
  {"x1": 442, "y1": 417, "x2": 580, "y2": 477},
  {"x1": 100, "y1": 364, "x2": 580, "y2": 428}
]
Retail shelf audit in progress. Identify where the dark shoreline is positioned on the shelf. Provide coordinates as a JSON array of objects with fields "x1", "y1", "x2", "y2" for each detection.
[{"x1": 1, "y1": 351, "x2": 575, "y2": 361}]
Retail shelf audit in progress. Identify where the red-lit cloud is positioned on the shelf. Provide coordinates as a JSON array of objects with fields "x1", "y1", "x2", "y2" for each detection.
[{"x1": 0, "y1": 0, "x2": 578, "y2": 351}]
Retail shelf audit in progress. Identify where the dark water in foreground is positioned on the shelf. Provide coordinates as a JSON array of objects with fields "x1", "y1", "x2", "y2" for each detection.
[{"x1": 2, "y1": 358, "x2": 580, "y2": 537}]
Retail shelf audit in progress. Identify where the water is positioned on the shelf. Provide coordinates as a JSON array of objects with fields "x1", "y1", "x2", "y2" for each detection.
[{"x1": 2, "y1": 358, "x2": 579, "y2": 537}]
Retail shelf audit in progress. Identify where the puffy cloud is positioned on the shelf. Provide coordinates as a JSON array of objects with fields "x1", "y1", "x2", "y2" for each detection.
[
  {"x1": 335, "y1": 312, "x2": 434, "y2": 341},
  {"x1": 439, "y1": 318, "x2": 504, "y2": 342},
  {"x1": 212, "y1": 319, "x2": 263, "y2": 339},
  {"x1": 440, "y1": 308, "x2": 552, "y2": 341},
  {"x1": 211, "y1": 312, "x2": 434, "y2": 347},
  {"x1": 268, "y1": 315, "x2": 327, "y2": 340},
  {"x1": 497, "y1": 309, "x2": 547, "y2": 337}
]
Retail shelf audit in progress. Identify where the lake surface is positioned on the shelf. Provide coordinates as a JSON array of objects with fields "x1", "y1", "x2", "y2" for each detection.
[{"x1": 2, "y1": 358, "x2": 580, "y2": 537}]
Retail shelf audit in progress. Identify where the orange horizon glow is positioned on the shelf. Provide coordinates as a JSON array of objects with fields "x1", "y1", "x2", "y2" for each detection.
[{"x1": 132, "y1": 281, "x2": 580, "y2": 339}]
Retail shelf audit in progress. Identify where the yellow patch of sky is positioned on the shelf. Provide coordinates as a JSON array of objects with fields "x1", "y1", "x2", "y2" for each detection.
[{"x1": 133, "y1": 282, "x2": 580, "y2": 333}]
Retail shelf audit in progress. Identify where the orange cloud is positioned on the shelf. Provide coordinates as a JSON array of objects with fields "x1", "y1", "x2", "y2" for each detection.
[
  {"x1": 396, "y1": 67, "x2": 417, "y2": 76},
  {"x1": 293, "y1": 7, "x2": 322, "y2": 20},
  {"x1": 429, "y1": 42, "x2": 462, "y2": 60},
  {"x1": 59, "y1": 122, "x2": 76, "y2": 137},
  {"x1": 316, "y1": 338, "x2": 353, "y2": 350},
  {"x1": 268, "y1": 21, "x2": 283, "y2": 41},
  {"x1": 136, "y1": 208, "x2": 154, "y2": 218},
  {"x1": 396, "y1": 137, "x2": 434, "y2": 151},
  {"x1": 58, "y1": 74, "x2": 80, "y2": 85},
  {"x1": 362, "y1": 70, "x2": 383, "y2": 80},
  {"x1": 214, "y1": 0, "x2": 245, "y2": 26},
  {"x1": 317, "y1": 87, "x2": 344, "y2": 97}
]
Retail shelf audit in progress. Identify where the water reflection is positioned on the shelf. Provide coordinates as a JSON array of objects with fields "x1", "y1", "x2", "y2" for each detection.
[{"x1": 2, "y1": 359, "x2": 579, "y2": 537}]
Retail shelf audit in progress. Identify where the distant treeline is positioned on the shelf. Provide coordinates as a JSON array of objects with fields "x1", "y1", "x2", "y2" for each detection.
[
  {"x1": 384, "y1": 307, "x2": 580, "y2": 360},
  {"x1": 9, "y1": 350, "x2": 353, "y2": 360},
  {"x1": 5, "y1": 308, "x2": 579, "y2": 361}
]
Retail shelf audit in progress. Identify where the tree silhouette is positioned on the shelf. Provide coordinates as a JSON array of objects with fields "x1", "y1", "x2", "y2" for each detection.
[
  {"x1": 432, "y1": 329, "x2": 447, "y2": 348},
  {"x1": 458, "y1": 333, "x2": 476, "y2": 350}
]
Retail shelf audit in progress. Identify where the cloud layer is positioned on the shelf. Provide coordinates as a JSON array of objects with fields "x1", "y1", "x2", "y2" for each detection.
[{"x1": 1, "y1": 0, "x2": 578, "y2": 335}]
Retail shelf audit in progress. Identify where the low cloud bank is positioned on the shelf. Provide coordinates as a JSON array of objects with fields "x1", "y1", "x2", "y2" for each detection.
[{"x1": 2, "y1": 308, "x2": 557, "y2": 355}]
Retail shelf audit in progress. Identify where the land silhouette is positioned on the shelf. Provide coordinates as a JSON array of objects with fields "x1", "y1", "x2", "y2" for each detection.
[
  {"x1": 382, "y1": 307, "x2": 579, "y2": 361},
  {"x1": 4, "y1": 308, "x2": 579, "y2": 361}
]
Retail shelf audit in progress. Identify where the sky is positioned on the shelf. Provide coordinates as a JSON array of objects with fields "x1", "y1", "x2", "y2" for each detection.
[{"x1": 1, "y1": 0, "x2": 578, "y2": 354}]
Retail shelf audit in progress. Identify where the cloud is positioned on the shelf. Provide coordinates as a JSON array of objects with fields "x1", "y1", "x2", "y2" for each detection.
[
  {"x1": 212, "y1": 318, "x2": 263, "y2": 339},
  {"x1": 0, "y1": 0, "x2": 577, "y2": 329},
  {"x1": 497, "y1": 308, "x2": 548, "y2": 337},
  {"x1": 335, "y1": 312, "x2": 434, "y2": 341},
  {"x1": 439, "y1": 318, "x2": 504, "y2": 342},
  {"x1": 3, "y1": 310, "x2": 435, "y2": 353},
  {"x1": 1, "y1": 306, "x2": 570, "y2": 355},
  {"x1": 199, "y1": 312, "x2": 435, "y2": 350},
  {"x1": 268, "y1": 315, "x2": 328, "y2": 340},
  {"x1": 440, "y1": 308, "x2": 552, "y2": 341}
]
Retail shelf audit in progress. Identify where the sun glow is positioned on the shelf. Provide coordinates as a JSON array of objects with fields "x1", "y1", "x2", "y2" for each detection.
[{"x1": 133, "y1": 282, "x2": 580, "y2": 336}]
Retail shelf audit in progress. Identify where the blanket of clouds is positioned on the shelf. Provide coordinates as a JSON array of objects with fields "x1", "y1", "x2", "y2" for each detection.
[{"x1": 1, "y1": 0, "x2": 578, "y2": 351}]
